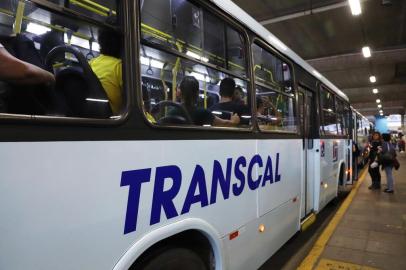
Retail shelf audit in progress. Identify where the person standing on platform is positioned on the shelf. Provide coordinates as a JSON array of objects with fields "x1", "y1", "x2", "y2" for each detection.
[
  {"x1": 368, "y1": 131, "x2": 382, "y2": 190},
  {"x1": 381, "y1": 133, "x2": 397, "y2": 193}
]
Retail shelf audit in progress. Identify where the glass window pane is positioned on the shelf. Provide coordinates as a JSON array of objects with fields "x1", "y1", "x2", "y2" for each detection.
[
  {"x1": 203, "y1": 12, "x2": 225, "y2": 68},
  {"x1": 320, "y1": 88, "x2": 337, "y2": 135},
  {"x1": 252, "y1": 43, "x2": 293, "y2": 94},
  {"x1": 141, "y1": 0, "x2": 191, "y2": 51},
  {"x1": 227, "y1": 26, "x2": 246, "y2": 77},
  {"x1": 256, "y1": 85, "x2": 297, "y2": 132},
  {"x1": 140, "y1": 45, "x2": 251, "y2": 128},
  {"x1": 141, "y1": 0, "x2": 246, "y2": 78},
  {"x1": 0, "y1": 0, "x2": 124, "y2": 119}
]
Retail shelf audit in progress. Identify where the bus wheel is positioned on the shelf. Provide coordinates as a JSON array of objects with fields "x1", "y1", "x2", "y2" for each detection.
[{"x1": 139, "y1": 247, "x2": 207, "y2": 270}]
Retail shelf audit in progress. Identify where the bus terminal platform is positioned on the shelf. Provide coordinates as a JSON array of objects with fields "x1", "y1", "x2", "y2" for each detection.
[{"x1": 298, "y1": 153, "x2": 406, "y2": 270}]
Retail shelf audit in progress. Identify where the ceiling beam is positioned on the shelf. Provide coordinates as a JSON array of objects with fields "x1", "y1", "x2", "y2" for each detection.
[
  {"x1": 306, "y1": 47, "x2": 406, "y2": 71},
  {"x1": 260, "y1": 0, "x2": 370, "y2": 26}
]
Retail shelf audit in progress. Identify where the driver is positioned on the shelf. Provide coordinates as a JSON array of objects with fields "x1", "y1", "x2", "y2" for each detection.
[{"x1": 0, "y1": 42, "x2": 55, "y2": 85}]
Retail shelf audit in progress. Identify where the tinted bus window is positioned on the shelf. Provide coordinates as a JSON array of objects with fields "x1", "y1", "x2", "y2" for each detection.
[
  {"x1": 336, "y1": 98, "x2": 348, "y2": 135},
  {"x1": 0, "y1": 0, "x2": 124, "y2": 119},
  {"x1": 140, "y1": 0, "x2": 251, "y2": 128},
  {"x1": 252, "y1": 43, "x2": 296, "y2": 132},
  {"x1": 320, "y1": 87, "x2": 338, "y2": 135}
]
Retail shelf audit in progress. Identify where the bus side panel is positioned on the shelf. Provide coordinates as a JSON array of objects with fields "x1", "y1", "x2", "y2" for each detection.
[
  {"x1": 0, "y1": 139, "x2": 298, "y2": 270},
  {"x1": 257, "y1": 139, "x2": 301, "y2": 216},
  {"x1": 319, "y1": 139, "x2": 345, "y2": 210},
  {"x1": 223, "y1": 198, "x2": 300, "y2": 270}
]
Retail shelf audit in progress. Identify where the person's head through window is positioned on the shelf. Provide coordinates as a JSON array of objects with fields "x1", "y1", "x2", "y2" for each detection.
[
  {"x1": 90, "y1": 28, "x2": 123, "y2": 115},
  {"x1": 98, "y1": 28, "x2": 122, "y2": 59},
  {"x1": 176, "y1": 76, "x2": 239, "y2": 127},
  {"x1": 256, "y1": 96, "x2": 264, "y2": 116},
  {"x1": 233, "y1": 86, "x2": 244, "y2": 104},
  {"x1": 179, "y1": 76, "x2": 199, "y2": 112},
  {"x1": 219, "y1": 77, "x2": 236, "y2": 103}
]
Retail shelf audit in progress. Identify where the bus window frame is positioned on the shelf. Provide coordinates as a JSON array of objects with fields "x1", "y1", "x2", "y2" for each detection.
[
  {"x1": 0, "y1": 0, "x2": 131, "y2": 126},
  {"x1": 137, "y1": 0, "x2": 255, "y2": 133},
  {"x1": 250, "y1": 37, "x2": 299, "y2": 135}
]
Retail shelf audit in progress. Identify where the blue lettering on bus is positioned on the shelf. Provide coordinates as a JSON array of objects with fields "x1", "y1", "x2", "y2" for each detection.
[
  {"x1": 210, "y1": 158, "x2": 232, "y2": 204},
  {"x1": 120, "y1": 168, "x2": 151, "y2": 234},
  {"x1": 181, "y1": 165, "x2": 208, "y2": 214},
  {"x1": 150, "y1": 165, "x2": 182, "y2": 225},
  {"x1": 247, "y1": 155, "x2": 263, "y2": 190},
  {"x1": 121, "y1": 154, "x2": 281, "y2": 234}
]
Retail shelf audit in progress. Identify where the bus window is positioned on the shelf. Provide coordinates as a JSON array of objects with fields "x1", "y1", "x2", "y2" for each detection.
[
  {"x1": 335, "y1": 98, "x2": 347, "y2": 136},
  {"x1": 320, "y1": 87, "x2": 338, "y2": 135},
  {"x1": 252, "y1": 42, "x2": 297, "y2": 132},
  {"x1": 140, "y1": 0, "x2": 251, "y2": 128},
  {"x1": 0, "y1": 0, "x2": 124, "y2": 119}
]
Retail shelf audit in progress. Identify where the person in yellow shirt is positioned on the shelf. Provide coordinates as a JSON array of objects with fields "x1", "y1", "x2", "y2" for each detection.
[{"x1": 89, "y1": 29, "x2": 123, "y2": 115}]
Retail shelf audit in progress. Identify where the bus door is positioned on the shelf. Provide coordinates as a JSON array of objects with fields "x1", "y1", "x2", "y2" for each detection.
[{"x1": 298, "y1": 87, "x2": 317, "y2": 219}]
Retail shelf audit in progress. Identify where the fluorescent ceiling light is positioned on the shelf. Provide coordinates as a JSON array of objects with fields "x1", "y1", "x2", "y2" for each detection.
[
  {"x1": 26, "y1": 23, "x2": 51, "y2": 35},
  {"x1": 362, "y1": 46, "x2": 371, "y2": 58},
  {"x1": 370, "y1": 76, "x2": 376, "y2": 83},
  {"x1": 372, "y1": 88, "x2": 378, "y2": 94},
  {"x1": 379, "y1": 109, "x2": 383, "y2": 113},
  {"x1": 86, "y1": 98, "x2": 109, "y2": 103},
  {"x1": 186, "y1": 51, "x2": 209, "y2": 63},
  {"x1": 64, "y1": 34, "x2": 100, "y2": 52},
  {"x1": 140, "y1": 56, "x2": 164, "y2": 69},
  {"x1": 377, "y1": 104, "x2": 382, "y2": 108},
  {"x1": 189, "y1": 72, "x2": 210, "y2": 82},
  {"x1": 348, "y1": 0, "x2": 362, "y2": 16},
  {"x1": 376, "y1": 99, "x2": 381, "y2": 103}
]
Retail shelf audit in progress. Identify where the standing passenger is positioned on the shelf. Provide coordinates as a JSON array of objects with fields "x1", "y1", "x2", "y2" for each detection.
[
  {"x1": 381, "y1": 133, "x2": 396, "y2": 193},
  {"x1": 368, "y1": 131, "x2": 382, "y2": 190},
  {"x1": 89, "y1": 28, "x2": 123, "y2": 115}
]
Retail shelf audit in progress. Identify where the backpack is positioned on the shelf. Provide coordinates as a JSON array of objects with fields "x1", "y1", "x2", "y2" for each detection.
[{"x1": 379, "y1": 142, "x2": 395, "y2": 166}]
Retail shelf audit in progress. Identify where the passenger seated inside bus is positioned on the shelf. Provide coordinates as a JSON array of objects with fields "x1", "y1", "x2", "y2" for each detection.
[
  {"x1": 168, "y1": 76, "x2": 240, "y2": 127},
  {"x1": 89, "y1": 28, "x2": 123, "y2": 115},
  {"x1": 256, "y1": 95, "x2": 282, "y2": 128},
  {"x1": 0, "y1": 42, "x2": 55, "y2": 85},
  {"x1": 209, "y1": 77, "x2": 248, "y2": 118},
  {"x1": 233, "y1": 85, "x2": 245, "y2": 105}
]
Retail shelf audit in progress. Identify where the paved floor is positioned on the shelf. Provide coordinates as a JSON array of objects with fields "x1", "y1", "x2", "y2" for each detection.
[{"x1": 315, "y1": 152, "x2": 406, "y2": 270}]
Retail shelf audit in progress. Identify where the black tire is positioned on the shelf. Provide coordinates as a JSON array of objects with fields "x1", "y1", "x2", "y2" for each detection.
[{"x1": 137, "y1": 248, "x2": 207, "y2": 270}]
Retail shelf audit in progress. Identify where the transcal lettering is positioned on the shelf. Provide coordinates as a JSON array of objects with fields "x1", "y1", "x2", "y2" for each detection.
[{"x1": 121, "y1": 154, "x2": 281, "y2": 234}]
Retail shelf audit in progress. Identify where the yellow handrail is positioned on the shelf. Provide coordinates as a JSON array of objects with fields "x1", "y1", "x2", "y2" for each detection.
[
  {"x1": 172, "y1": 42, "x2": 182, "y2": 102},
  {"x1": 69, "y1": 0, "x2": 116, "y2": 17},
  {"x1": 203, "y1": 76, "x2": 207, "y2": 109},
  {"x1": 13, "y1": 1, "x2": 25, "y2": 34}
]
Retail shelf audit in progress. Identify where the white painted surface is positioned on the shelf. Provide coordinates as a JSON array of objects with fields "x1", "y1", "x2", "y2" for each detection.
[{"x1": 0, "y1": 139, "x2": 303, "y2": 270}]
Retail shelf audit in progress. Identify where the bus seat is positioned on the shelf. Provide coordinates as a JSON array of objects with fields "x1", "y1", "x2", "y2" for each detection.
[
  {"x1": 157, "y1": 115, "x2": 190, "y2": 125},
  {"x1": 34, "y1": 31, "x2": 64, "y2": 68},
  {"x1": 45, "y1": 45, "x2": 112, "y2": 118},
  {"x1": 152, "y1": 100, "x2": 193, "y2": 125},
  {"x1": 0, "y1": 34, "x2": 55, "y2": 115}
]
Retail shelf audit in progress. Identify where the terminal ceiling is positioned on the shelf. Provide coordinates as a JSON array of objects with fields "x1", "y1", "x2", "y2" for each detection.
[{"x1": 233, "y1": 0, "x2": 406, "y2": 118}]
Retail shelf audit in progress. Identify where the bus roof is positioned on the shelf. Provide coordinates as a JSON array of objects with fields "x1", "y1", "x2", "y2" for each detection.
[{"x1": 211, "y1": 0, "x2": 349, "y2": 102}]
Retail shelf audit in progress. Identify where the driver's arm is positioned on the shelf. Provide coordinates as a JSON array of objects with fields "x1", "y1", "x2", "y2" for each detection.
[{"x1": 0, "y1": 45, "x2": 55, "y2": 85}]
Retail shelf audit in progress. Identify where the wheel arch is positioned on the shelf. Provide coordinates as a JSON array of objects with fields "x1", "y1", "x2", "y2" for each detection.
[{"x1": 112, "y1": 218, "x2": 225, "y2": 270}]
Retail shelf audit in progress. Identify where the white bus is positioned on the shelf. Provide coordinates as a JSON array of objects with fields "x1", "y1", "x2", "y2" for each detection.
[{"x1": 0, "y1": 0, "x2": 352, "y2": 269}]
